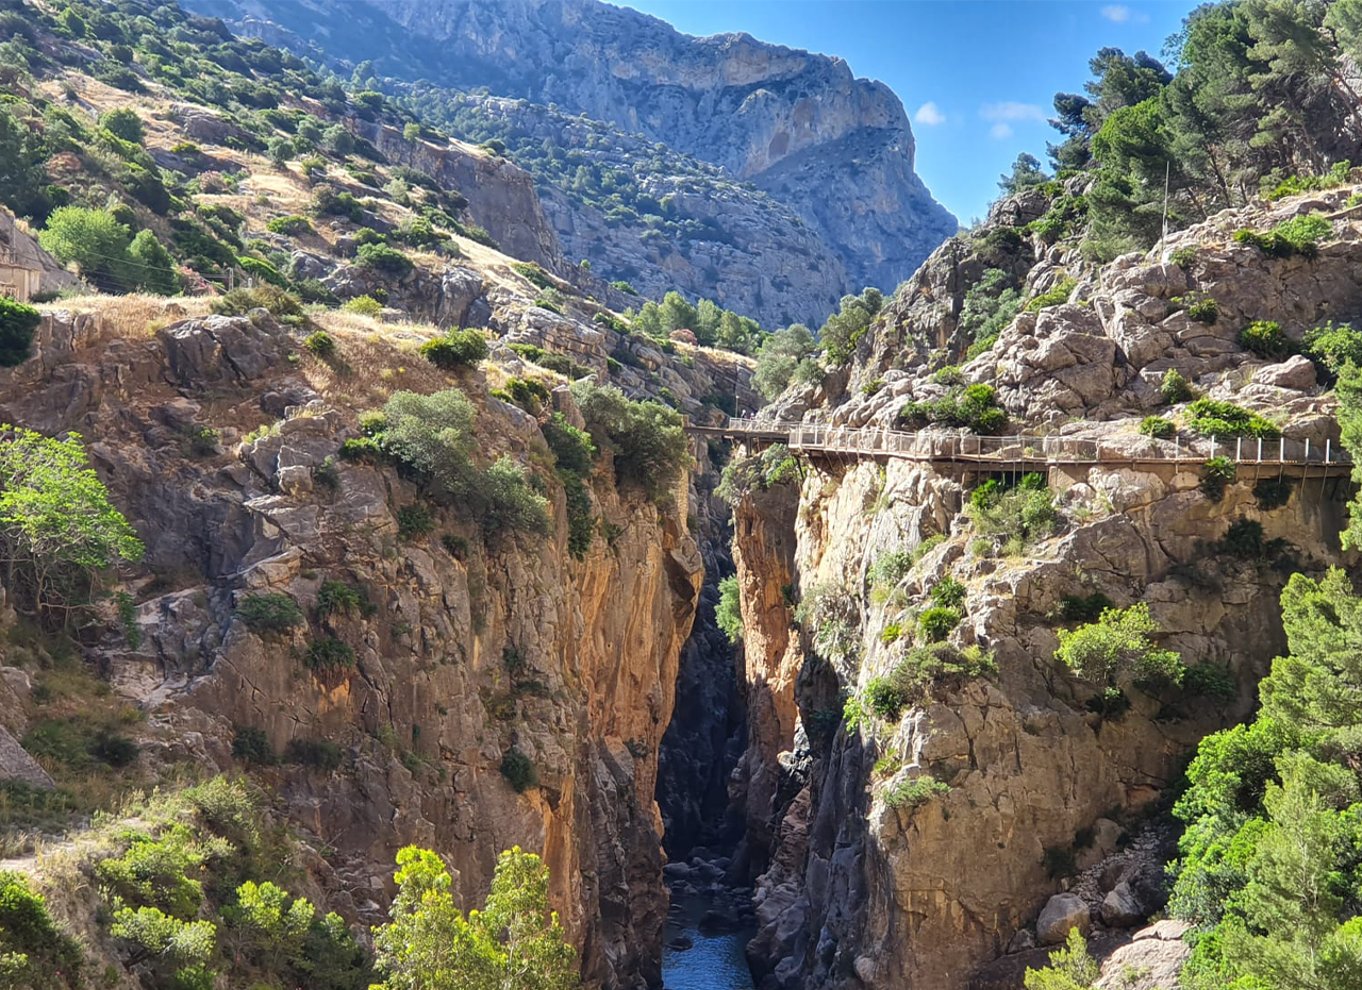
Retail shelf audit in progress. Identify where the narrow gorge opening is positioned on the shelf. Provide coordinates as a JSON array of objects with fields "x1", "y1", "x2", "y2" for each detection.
[{"x1": 655, "y1": 455, "x2": 757, "y2": 989}]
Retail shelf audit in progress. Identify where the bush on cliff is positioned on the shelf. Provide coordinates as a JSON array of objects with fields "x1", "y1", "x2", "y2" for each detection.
[
  {"x1": 570, "y1": 381, "x2": 688, "y2": 504},
  {"x1": 370, "y1": 846, "x2": 576, "y2": 990},
  {"x1": 0, "y1": 295, "x2": 40, "y2": 367}
]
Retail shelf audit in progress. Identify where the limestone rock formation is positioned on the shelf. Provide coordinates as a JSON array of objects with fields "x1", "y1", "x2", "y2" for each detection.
[
  {"x1": 725, "y1": 186, "x2": 1362, "y2": 989},
  {"x1": 191, "y1": 0, "x2": 958, "y2": 324}
]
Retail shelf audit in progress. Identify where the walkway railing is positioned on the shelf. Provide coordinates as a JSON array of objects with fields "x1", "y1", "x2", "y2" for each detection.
[{"x1": 702, "y1": 417, "x2": 1352, "y2": 472}]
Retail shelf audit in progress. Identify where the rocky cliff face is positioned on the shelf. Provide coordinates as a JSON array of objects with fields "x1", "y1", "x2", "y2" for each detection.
[
  {"x1": 724, "y1": 188, "x2": 1362, "y2": 988},
  {"x1": 190, "y1": 0, "x2": 958, "y2": 324},
  {"x1": 0, "y1": 299, "x2": 714, "y2": 987}
]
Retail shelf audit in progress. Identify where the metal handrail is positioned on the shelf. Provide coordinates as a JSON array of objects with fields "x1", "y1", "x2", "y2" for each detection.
[{"x1": 716, "y1": 418, "x2": 1352, "y2": 468}]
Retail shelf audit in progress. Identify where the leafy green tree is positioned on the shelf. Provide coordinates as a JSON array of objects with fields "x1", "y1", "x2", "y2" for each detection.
[
  {"x1": 0, "y1": 427, "x2": 144, "y2": 619},
  {"x1": 0, "y1": 105, "x2": 51, "y2": 221},
  {"x1": 1022, "y1": 927, "x2": 1099, "y2": 990},
  {"x1": 0, "y1": 296, "x2": 40, "y2": 367},
  {"x1": 38, "y1": 206, "x2": 133, "y2": 293},
  {"x1": 998, "y1": 152, "x2": 1048, "y2": 194},
  {"x1": 378, "y1": 389, "x2": 477, "y2": 496},
  {"x1": 716, "y1": 574, "x2": 743, "y2": 644},
  {"x1": 370, "y1": 846, "x2": 577, "y2": 990},
  {"x1": 819, "y1": 288, "x2": 883, "y2": 366},
  {"x1": 127, "y1": 229, "x2": 179, "y2": 295},
  {"x1": 1054, "y1": 603, "x2": 1183, "y2": 690},
  {"x1": 98, "y1": 108, "x2": 144, "y2": 144},
  {"x1": 753, "y1": 323, "x2": 817, "y2": 400},
  {"x1": 569, "y1": 381, "x2": 688, "y2": 503}
]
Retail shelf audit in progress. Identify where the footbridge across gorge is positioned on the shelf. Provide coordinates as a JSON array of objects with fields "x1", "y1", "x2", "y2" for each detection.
[{"x1": 688, "y1": 417, "x2": 1355, "y2": 484}]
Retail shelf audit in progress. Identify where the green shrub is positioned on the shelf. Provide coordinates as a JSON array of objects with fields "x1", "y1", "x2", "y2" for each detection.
[
  {"x1": 1182, "y1": 296, "x2": 1219, "y2": 324},
  {"x1": 185, "y1": 426, "x2": 220, "y2": 457},
  {"x1": 882, "y1": 777, "x2": 949, "y2": 810},
  {"x1": 1160, "y1": 369, "x2": 1195, "y2": 404},
  {"x1": 897, "y1": 383, "x2": 1007, "y2": 434},
  {"x1": 570, "y1": 381, "x2": 689, "y2": 503},
  {"x1": 355, "y1": 242, "x2": 413, "y2": 277},
  {"x1": 304, "y1": 637, "x2": 355, "y2": 672},
  {"x1": 561, "y1": 473, "x2": 593, "y2": 558},
  {"x1": 877, "y1": 642, "x2": 996, "y2": 713},
  {"x1": 341, "y1": 295, "x2": 383, "y2": 317},
  {"x1": 1239, "y1": 320, "x2": 1291, "y2": 359},
  {"x1": 338, "y1": 436, "x2": 383, "y2": 462},
  {"x1": 510, "y1": 261, "x2": 556, "y2": 291},
  {"x1": 231, "y1": 726, "x2": 275, "y2": 765},
  {"x1": 1200, "y1": 456, "x2": 1237, "y2": 501},
  {"x1": 396, "y1": 504, "x2": 434, "y2": 540},
  {"x1": 500, "y1": 376, "x2": 551, "y2": 414},
  {"x1": 1263, "y1": 161, "x2": 1352, "y2": 200},
  {"x1": 542, "y1": 414, "x2": 596, "y2": 475},
  {"x1": 1169, "y1": 246, "x2": 1199, "y2": 268},
  {"x1": 928, "y1": 577, "x2": 967, "y2": 609},
  {"x1": 1024, "y1": 276, "x2": 1077, "y2": 313},
  {"x1": 508, "y1": 343, "x2": 588, "y2": 379},
  {"x1": 303, "y1": 330, "x2": 335, "y2": 357},
  {"x1": 316, "y1": 580, "x2": 367, "y2": 619},
  {"x1": 868, "y1": 550, "x2": 914, "y2": 593},
  {"x1": 1139, "y1": 415, "x2": 1176, "y2": 438},
  {"x1": 716, "y1": 575, "x2": 743, "y2": 644},
  {"x1": 919, "y1": 605, "x2": 962, "y2": 642},
  {"x1": 1186, "y1": 398, "x2": 1279, "y2": 439},
  {"x1": 237, "y1": 255, "x2": 287, "y2": 288},
  {"x1": 716, "y1": 444, "x2": 800, "y2": 504},
  {"x1": 1233, "y1": 214, "x2": 1332, "y2": 259},
  {"x1": 266, "y1": 214, "x2": 312, "y2": 236},
  {"x1": 932, "y1": 365, "x2": 964, "y2": 386},
  {"x1": 1301, "y1": 321, "x2": 1362, "y2": 381},
  {"x1": 479, "y1": 457, "x2": 550, "y2": 536},
  {"x1": 1055, "y1": 602, "x2": 1183, "y2": 690},
  {"x1": 1253, "y1": 477, "x2": 1293, "y2": 510},
  {"x1": 0, "y1": 870, "x2": 82, "y2": 987},
  {"x1": 210, "y1": 285, "x2": 303, "y2": 320},
  {"x1": 880, "y1": 622, "x2": 905, "y2": 645},
  {"x1": 500, "y1": 748, "x2": 537, "y2": 792},
  {"x1": 283, "y1": 738, "x2": 342, "y2": 770},
  {"x1": 236, "y1": 593, "x2": 304, "y2": 634},
  {"x1": 0, "y1": 297, "x2": 41, "y2": 367},
  {"x1": 966, "y1": 481, "x2": 1057, "y2": 553},
  {"x1": 419, "y1": 329, "x2": 488, "y2": 369},
  {"x1": 99, "y1": 108, "x2": 144, "y2": 143},
  {"x1": 863, "y1": 678, "x2": 908, "y2": 720}
]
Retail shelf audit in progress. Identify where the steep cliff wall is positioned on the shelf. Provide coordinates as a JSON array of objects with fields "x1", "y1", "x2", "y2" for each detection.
[
  {"x1": 0, "y1": 298, "x2": 719, "y2": 989},
  {"x1": 726, "y1": 188, "x2": 1362, "y2": 988}
]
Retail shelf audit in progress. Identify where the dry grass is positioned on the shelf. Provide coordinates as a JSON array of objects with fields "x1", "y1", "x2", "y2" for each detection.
[
  {"x1": 38, "y1": 293, "x2": 213, "y2": 337},
  {"x1": 302, "y1": 312, "x2": 467, "y2": 411}
]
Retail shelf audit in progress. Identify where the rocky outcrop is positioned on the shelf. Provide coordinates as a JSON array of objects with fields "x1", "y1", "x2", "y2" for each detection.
[
  {"x1": 351, "y1": 119, "x2": 566, "y2": 273},
  {"x1": 726, "y1": 188, "x2": 1362, "y2": 989},
  {"x1": 7, "y1": 305, "x2": 712, "y2": 989}
]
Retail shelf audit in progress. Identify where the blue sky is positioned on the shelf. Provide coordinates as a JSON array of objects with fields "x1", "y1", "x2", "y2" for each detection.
[{"x1": 621, "y1": 0, "x2": 1199, "y2": 224}]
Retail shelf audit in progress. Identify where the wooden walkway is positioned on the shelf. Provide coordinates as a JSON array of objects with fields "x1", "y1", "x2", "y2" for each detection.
[{"x1": 689, "y1": 417, "x2": 1354, "y2": 478}]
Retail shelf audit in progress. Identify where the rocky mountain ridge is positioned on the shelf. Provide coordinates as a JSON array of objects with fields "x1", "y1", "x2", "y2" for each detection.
[
  {"x1": 187, "y1": 0, "x2": 958, "y2": 324},
  {"x1": 722, "y1": 186, "x2": 1362, "y2": 989}
]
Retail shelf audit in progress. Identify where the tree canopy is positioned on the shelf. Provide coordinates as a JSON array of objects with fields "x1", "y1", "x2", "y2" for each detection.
[{"x1": 370, "y1": 846, "x2": 578, "y2": 990}]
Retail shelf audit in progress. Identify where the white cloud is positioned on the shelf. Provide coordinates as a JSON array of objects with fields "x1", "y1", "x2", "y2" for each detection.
[
  {"x1": 1101, "y1": 4, "x2": 1150, "y2": 24},
  {"x1": 914, "y1": 101, "x2": 946, "y2": 126},
  {"x1": 989, "y1": 122, "x2": 1014, "y2": 140},
  {"x1": 980, "y1": 101, "x2": 1047, "y2": 123}
]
